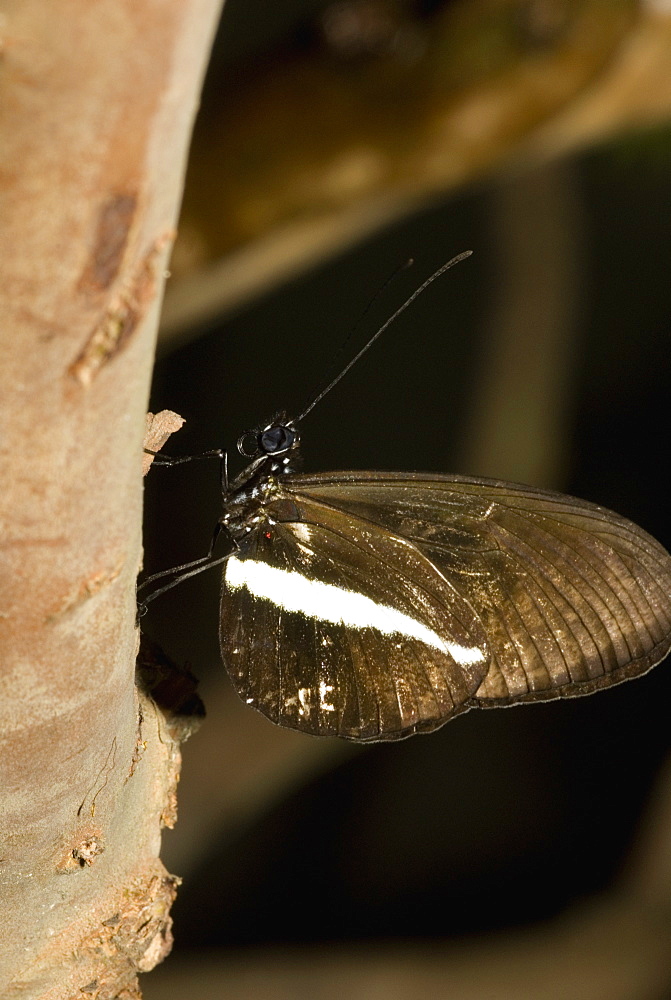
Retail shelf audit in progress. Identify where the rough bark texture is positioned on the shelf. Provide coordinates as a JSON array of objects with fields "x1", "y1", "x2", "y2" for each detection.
[{"x1": 0, "y1": 2, "x2": 222, "y2": 996}]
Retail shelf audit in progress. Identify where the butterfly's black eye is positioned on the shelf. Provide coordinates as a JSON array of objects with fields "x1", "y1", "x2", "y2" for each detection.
[
  {"x1": 259, "y1": 424, "x2": 296, "y2": 456},
  {"x1": 236, "y1": 423, "x2": 298, "y2": 459}
]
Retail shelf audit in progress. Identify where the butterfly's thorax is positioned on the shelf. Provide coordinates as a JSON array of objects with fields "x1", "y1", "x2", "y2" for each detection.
[
  {"x1": 219, "y1": 463, "x2": 299, "y2": 543},
  {"x1": 220, "y1": 419, "x2": 304, "y2": 543}
]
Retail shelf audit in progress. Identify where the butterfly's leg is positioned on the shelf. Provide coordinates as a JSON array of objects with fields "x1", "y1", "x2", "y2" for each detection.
[
  {"x1": 136, "y1": 549, "x2": 232, "y2": 621},
  {"x1": 220, "y1": 450, "x2": 229, "y2": 496},
  {"x1": 144, "y1": 447, "x2": 225, "y2": 466},
  {"x1": 137, "y1": 522, "x2": 225, "y2": 597},
  {"x1": 138, "y1": 448, "x2": 234, "y2": 620},
  {"x1": 136, "y1": 523, "x2": 232, "y2": 623}
]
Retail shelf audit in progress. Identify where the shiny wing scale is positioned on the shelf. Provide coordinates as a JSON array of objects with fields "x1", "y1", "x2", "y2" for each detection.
[
  {"x1": 287, "y1": 472, "x2": 671, "y2": 709},
  {"x1": 220, "y1": 496, "x2": 489, "y2": 740}
]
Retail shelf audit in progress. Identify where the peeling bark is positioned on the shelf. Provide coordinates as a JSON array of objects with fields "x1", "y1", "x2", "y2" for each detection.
[{"x1": 0, "y1": 1, "x2": 223, "y2": 996}]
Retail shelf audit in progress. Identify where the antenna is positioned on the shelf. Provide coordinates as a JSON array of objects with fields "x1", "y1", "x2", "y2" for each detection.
[
  {"x1": 293, "y1": 250, "x2": 472, "y2": 424},
  {"x1": 293, "y1": 257, "x2": 414, "y2": 422}
]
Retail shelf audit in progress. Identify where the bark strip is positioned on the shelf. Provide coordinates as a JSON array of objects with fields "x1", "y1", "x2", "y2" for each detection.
[{"x1": 0, "y1": 1, "x2": 223, "y2": 996}]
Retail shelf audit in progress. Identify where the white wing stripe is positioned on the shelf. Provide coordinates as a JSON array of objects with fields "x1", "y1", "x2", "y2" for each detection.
[{"x1": 225, "y1": 555, "x2": 484, "y2": 666}]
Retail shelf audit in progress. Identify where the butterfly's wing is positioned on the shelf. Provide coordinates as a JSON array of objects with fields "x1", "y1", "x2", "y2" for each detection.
[
  {"x1": 287, "y1": 472, "x2": 671, "y2": 715},
  {"x1": 220, "y1": 491, "x2": 490, "y2": 740}
]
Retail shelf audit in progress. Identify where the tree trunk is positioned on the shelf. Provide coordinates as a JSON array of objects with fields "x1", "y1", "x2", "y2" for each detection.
[{"x1": 0, "y1": 2, "x2": 223, "y2": 996}]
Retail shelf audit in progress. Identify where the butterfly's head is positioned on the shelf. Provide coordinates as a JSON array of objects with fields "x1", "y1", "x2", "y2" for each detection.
[{"x1": 236, "y1": 413, "x2": 302, "y2": 475}]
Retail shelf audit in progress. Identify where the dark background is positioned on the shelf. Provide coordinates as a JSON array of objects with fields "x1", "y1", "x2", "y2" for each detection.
[{"x1": 140, "y1": 0, "x2": 671, "y2": 984}]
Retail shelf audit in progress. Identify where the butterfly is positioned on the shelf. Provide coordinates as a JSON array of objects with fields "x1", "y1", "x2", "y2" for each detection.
[{"x1": 142, "y1": 255, "x2": 671, "y2": 741}]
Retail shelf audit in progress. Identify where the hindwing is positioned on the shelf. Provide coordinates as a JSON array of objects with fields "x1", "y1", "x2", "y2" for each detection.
[{"x1": 294, "y1": 473, "x2": 671, "y2": 708}]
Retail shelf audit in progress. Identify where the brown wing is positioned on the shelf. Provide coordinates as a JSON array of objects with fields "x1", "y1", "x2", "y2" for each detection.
[
  {"x1": 220, "y1": 494, "x2": 489, "y2": 741},
  {"x1": 287, "y1": 472, "x2": 671, "y2": 710}
]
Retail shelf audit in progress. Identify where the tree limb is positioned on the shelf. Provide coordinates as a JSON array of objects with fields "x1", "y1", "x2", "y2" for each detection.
[{"x1": 0, "y1": 1, "x2": 222, "y2": 995}]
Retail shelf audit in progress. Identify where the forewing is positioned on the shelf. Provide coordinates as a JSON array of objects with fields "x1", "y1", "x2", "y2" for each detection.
[
  {"x1": 290, "y1": 472, "x2": 671, "y2": 708},
  {"x1": 220, "y1": 497, "x2": 489, "y2": 740}
]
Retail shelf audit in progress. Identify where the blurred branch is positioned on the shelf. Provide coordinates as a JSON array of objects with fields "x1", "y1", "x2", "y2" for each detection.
[
  {"x1": 146, "y1": 895, "x2": 671, "y2": 1000},
  {"x1": 456, "y1": 158, "x2": 583, "y2": 488},
  {"x1": 149, "y1": 700, "x2": 671, "y2": 999},
  {"x1": 156, "y1": 0, "x2": 671, "y2": 347}
]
